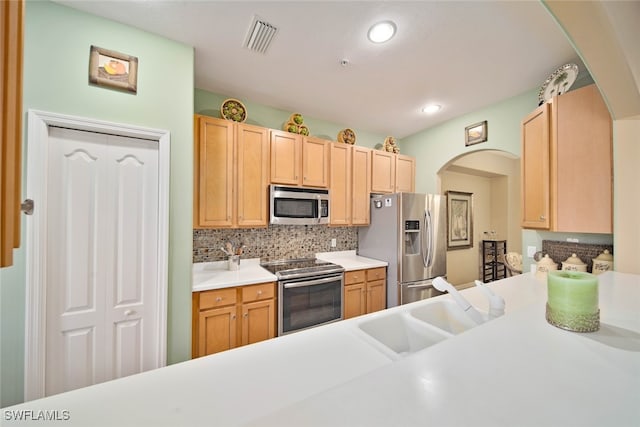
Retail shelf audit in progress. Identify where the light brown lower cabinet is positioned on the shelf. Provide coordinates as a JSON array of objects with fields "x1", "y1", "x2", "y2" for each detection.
[
  {"x1": 343, "y1": 268, "x2": 386, "y2": 319},
  {"x1": 192, "y1": 282, "x2": 276, "y2": 358}
]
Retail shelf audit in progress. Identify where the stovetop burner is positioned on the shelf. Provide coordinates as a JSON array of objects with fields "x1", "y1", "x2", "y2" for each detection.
[{"x1": 261, "y1": 257, "x2": 344, "y2": 280}]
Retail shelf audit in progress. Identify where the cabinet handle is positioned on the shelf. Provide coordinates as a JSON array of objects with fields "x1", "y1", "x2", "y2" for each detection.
[
  {"x1": 231, "y1": 315, "x2": 236, "y2": 320},
  {"x1": 540, "y1": 215, "x2": 546, "y2": 220},
  {"x1": 124, "y1": 309, "x2": 135, "y2": 316},
  {"x1": 216, "y1": 297, "x2": 222, "y2": 302},
  {"x1": 243, "y1": 313, "x2": 248, "y2": 318},
  {"x1": 257, "y1": 290, "x2": 263, "y2": 296}
]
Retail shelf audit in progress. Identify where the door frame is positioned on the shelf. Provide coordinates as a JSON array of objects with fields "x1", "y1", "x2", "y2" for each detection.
[{"x1": 24, "y1": 109, "x2": 171, "y2": 401}]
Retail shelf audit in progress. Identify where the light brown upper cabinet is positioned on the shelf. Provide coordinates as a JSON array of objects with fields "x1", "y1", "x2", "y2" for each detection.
[
  {"x1": 302, "y1": 136, "x2": 330, "y2": 187},
  {"x1": 270, "y1": 131, "x2": 330, "y2": 188},
  {"x1": 371, "y1": 150, "x2": 415, "y2": 194},
  {"x1": 1, "y1": 0, "x2": 24, "y2": 267},
  {"x1": 194, "y1": 115, "x2": 270, "y2": 228},
  {"x1": 351, "y1": 146, "x2": 372, "y2": 225},
  {"x1": 329, "y1": 143, "x2": 351, "y2": 226},
  {"x1": 395, "y1": 154, "x2": 416, "y2": 193},
  {"x1": 329, "y1": 144, "x2": 371, "y2": 226},
  {"x1": 521, "y1": 84, "x2": 612, "y2": 233}
]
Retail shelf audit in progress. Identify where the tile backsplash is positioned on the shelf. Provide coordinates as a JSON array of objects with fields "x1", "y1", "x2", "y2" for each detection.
[
  {"x1": 193, "y1": 225, "x2": 358, "y2": 263},
  {"x1": 541, "y1": 240, "x2": 613, "y2": 273}
]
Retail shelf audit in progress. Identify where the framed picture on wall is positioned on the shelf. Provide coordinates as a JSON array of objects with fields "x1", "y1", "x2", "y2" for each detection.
[
  {"x1": 446, "y1": 190, "x2": 474, "y2": 250},
  {"x1": 89, "y1": 45, "x2": 138, "y2": 94},
  {"x1": 464, "y1": 120, "x2": 487, "y2": 146}
]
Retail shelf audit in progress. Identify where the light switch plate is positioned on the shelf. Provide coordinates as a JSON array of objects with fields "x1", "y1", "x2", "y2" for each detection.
[{"x1": 527, "y1": 246, "x2": 537, "y2": 258}]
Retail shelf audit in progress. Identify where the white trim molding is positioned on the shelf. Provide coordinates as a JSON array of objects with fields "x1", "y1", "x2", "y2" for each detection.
[{"x1": 24, "y1": 110, "x2": 170, "y2": 401}]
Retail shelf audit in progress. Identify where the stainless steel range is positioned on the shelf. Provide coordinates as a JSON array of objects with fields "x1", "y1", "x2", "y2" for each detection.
[{"x1": 261, "y1": 258, "x2": 344, "y2": 336}]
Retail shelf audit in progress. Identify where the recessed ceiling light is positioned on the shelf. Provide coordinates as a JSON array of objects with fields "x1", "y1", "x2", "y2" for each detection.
[
  {"x1": 367, "y1": 21, "x2": 396, "y2": 43},
  {"x1": 422, "y1": 104, "x2": 442, "y2": 114}
]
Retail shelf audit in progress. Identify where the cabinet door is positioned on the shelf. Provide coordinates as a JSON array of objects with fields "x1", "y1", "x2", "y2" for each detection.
[
  {"x1": 236, "y1": 123, "x2": 270, "y2": 227},
  {"x1": 329, "y1": 143, "x2": 351, "y2": 225},
  {"x1": 344, "y1": 283, "x2": 366, "y2": 319},
  {"x1": 241, "y1": 299, "x2": 276, "y2": 346},
  {"x1": 366, "y1": 280, "x2": 386, "y2": 314},
  {"x1": 554, "y1": 84, "x2": 612, "y2": 233},
  {"x1": 195, "y1": 116, "x2": 234, "y2": 227},
  {"x1": 395, "y1": 154, "x2": 415, "y2": 192},
  {"x1": 198, "y1": 306, "x2": 237, "y2": 357},
  {"x1": 270, "y1": 130, "x2": 301, "y2": 185},
  {"x1": 371, "y1": 150, "x2": 396, "y2": 193},
  {"x1": 302, "y1": 137, "x2": 330, "y2": 188},
  {"x1": 521, "y1": 103, "x2": 550, "y2": 229},
  {"x1": 351, "y1": 146, "x2": 371, "y2": 225}
]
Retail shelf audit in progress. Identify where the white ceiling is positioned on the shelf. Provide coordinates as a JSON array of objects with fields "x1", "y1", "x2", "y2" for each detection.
[{"x1": 56, "y1": 0, "x2": 585, "y2": 138}]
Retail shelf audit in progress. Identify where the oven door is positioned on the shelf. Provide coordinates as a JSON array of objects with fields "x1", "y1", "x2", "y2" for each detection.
[{"x1": 278, "y1": 274, "x2": 343, "y2": 335}]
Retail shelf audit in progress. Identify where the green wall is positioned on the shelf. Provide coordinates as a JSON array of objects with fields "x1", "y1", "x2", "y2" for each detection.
[
  {"x1": 400, "y1": 82, "x2": 611, "y2": 270},
  {"x1": 0, "y1": 0, "x2": 194, "y2": 407},
  {"x1": 401, "y1": 89, "x2": 537, "y2": 195},
  {"x1": 195, "y1": 89, "x2": 389, "y2": 149}
]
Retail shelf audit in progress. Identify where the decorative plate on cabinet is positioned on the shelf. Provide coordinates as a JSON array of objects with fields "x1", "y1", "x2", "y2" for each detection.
[
  {"x1": 538, "y1": 63, "x2": 579, "y2": 105},
  {"x1": 220, "y1": 98, "x2": 247, "y2": 122},
  {"x1": 337, "y1": 128, "x2": 356, "y2": 144}
]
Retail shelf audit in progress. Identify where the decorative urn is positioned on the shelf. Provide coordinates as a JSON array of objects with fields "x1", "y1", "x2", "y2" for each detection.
[{"x1": 561, "y1": 253, "x2": 587, "y2": 272}]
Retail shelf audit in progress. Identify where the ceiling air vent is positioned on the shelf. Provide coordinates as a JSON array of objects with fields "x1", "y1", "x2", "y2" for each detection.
[{"x1": 245, "y1": 16, "x2": 278, "y2": 54}]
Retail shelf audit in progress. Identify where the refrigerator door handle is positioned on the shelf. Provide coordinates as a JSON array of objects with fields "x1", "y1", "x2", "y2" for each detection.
[
  {"x1": 406, "y1": 282, "x2": 433, "y2": 289},
  {"x1": 423, "y1": 210, "x2": 433, "y2": 267}
]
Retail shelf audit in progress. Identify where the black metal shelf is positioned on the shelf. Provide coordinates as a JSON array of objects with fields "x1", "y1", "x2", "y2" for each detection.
[{"x1": 482, "y1": 240, "x2": 506, "y2": 282}]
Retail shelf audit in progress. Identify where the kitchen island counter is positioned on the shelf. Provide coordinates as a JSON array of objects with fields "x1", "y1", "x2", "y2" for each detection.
[{"x1": 5, "y1": 272, "x2": 639, "y2": 426}]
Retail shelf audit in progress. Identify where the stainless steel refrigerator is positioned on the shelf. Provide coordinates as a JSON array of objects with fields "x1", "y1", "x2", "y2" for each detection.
[{"x1": 358, "y1": 193, "x2": 447, "y2": 307}]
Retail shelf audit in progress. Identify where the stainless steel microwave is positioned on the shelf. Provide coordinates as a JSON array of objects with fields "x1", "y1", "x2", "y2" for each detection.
[{"x1": 270, "y1": 185, "x2": 330, "y2": 225}]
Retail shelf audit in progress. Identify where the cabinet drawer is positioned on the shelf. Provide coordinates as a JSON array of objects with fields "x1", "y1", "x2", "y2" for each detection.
[
  {"x1": 345, "y1": 270, "x2": 365, "y2": 285},
  {"x1": 367, "y1": 267, "x2": 386, "y2": 281},
  {"x1": 242, "y1": 282, "x2": 275, "y2": 303},
  {"x1": 199, "y1": 288, "x2": 237, "y2": 310}
]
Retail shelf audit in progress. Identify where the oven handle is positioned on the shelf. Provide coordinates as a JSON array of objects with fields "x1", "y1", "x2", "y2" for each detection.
[{"x1": 282, "y1": 275, "x2": 342, "y2": 289}]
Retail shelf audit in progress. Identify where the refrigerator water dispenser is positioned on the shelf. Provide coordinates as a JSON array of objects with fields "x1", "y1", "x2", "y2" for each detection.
[{"x1": 404, "y1": 220, "x2": 421, "y2": 255}]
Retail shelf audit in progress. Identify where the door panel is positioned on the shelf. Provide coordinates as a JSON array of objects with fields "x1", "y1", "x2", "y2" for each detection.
[
  {"x1": 114, "y1": 319, "x2": 142, "y2": 378},
  {"x1": 45, "y1": 127, "x2": 159, "y2": 396},
  {"x1": 62, "y1": 327, "x2": 96, "y2": 392}
]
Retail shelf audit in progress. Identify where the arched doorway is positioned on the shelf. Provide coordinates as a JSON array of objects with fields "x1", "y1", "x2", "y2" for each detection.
[{"x1": 438, "y1": 150, "x2": 520, "y2": 287}]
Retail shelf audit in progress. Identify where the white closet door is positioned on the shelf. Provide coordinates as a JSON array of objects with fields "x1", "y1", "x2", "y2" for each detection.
[{"x1": 44, "y1": 127, "x2": 159, "y2": 396}]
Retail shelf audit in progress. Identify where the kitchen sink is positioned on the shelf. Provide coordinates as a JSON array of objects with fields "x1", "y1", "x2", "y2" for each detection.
[
  {"x1": 356, "y1": 311, "x2": 450, "y2": 360},
  {"x1": 354, "y1": 299, "x2": 485, "y2": 360},
  {"x1": 410, "y1": 299, "x2": 481, "y2": 335}
]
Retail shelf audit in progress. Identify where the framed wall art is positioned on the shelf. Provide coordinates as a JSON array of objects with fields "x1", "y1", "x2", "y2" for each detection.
[
  {"x1": 446, "y1": 190, "x2": 474, "y2": 250},
  {"x1": 89, "y1": 45, "x2": 138, "y2": 94},
  {"x1": 464, "y1": 120, "x2": 487, "y2": 146}
]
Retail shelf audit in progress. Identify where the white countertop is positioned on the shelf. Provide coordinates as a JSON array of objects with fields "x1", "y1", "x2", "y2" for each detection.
[
  {"x1": 192, "y1": 251, "x2": 387, "y2": 292},
  {"x1": 6, "y1": 272, "x2": 639, "y2": 427},
  {"x1": 192, "y1": 258, "x2": 277, "y2": 292},
  {"x1": 316, "y1": 250, "x2": 388, "y2": 271}
]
